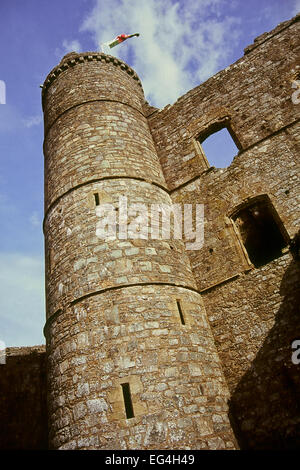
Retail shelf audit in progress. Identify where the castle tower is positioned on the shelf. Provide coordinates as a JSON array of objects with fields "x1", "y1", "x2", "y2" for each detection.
[{"x1": 42, "y1": 52, "x2": 236, "y2": 450}]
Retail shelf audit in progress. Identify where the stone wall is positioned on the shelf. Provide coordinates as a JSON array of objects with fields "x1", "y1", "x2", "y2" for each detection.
[
  {"x1": 204, "y1": 253, "x2": 300, "y2": 449},
  {"x1": 1, "y1": 14, "x2": 299, "y2": 451},
  {"x1": 0, "y1": 346, "x2": 48, "y2": 449},
  {"x1": 46, "y1": 286, "x2": 236, "y2": 449},
  {"x1": 147, "y1": 13, "x2": 300, "y2": 448},
  {"x1": 42, "y1": 52, "x2": 236, "y2": 449},
  {"x1": 148, "y1": 14, "x2": 300, "y2": 191}
]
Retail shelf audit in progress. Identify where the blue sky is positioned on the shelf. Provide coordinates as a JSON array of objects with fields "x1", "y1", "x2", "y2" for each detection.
[{"x1": 0, "y1": 0, "x2": 299, "y2": 347}]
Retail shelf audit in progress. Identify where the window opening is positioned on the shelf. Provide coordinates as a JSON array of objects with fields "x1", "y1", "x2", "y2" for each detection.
[
  {"x1": 176, "y1": 300, "x2": 185, "y2": 325},
  {"x1": 94, "y1": 193, "x2": 100, "y2": 206},
  {"x1": 232, "y1": 197, "x2": 288, "y2": 268},
  {"x1": 121, "y1": 382, "x2": 134, "y2": 419},
  {"x1": 197, "y1": 121, "x2": 241, "y2": 168}
]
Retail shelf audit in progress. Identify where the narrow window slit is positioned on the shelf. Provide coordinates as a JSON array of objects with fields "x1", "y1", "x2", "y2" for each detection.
[
  {"x1": 121, "y1": 382, "x2": 134, "y2": 419},
  {"x1": 94, "y1": 193, "x2": 100, "y2": 206},
  {"x1": 177, "y1": 300, "x2": 185, "y2": 325}
]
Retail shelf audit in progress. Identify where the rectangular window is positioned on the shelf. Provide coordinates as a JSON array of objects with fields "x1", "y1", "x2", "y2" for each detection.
[{"x1": 121, "y1": 382, "x2": 134, "y2": 419}]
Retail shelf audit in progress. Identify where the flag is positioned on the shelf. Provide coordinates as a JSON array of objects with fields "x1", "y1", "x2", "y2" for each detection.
[{"x1": 101, "y1": 33, "x2": 140, "y2": 52}]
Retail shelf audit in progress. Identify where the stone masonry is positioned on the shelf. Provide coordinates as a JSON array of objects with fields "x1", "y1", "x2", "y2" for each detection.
[
  {"x1": 42, "y1": 46, "x2": 236, "y2": 450},
  {"x1": 0, "y1": 13, "x2": 299, "y2": 450}
]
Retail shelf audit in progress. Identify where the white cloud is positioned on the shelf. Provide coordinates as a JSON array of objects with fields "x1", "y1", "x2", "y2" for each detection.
[
  {"x1": 0, "y1": 106, "x2": 42, "y2": 132},
  {"x1": 62, "y1": 39, "x2": 82, "y2": 53},
  {"x1": 80, "y1": 0, "x2": 241, "y2": 107},
  {"x1": 293, "y1": 0, "x2": 300, "y2": 14},
  {"x1": 22, "y1": 114, "x2": 43, "y2": 128},
  {"x1": 29, "y1": 211, "x2": 41, "y2": 227},
  {"x1": 0, "y1": 253, "x2": 45, "y2": 347},
  {"x1": 55, "y1": 39, "x2": 82, "y2": 59}
]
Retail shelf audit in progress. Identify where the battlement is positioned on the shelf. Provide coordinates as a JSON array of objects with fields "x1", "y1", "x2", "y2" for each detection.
[{"x1": 41, "y1": 51, "x2": 143, "y2": 108}]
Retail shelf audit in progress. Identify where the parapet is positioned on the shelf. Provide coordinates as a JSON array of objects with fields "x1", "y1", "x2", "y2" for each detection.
[
  {"x1": 41, "y1": 51, "x2": 143, "y2": 110},
  {"x1": 41, "y1": 51, "x2": 146, "y2": 135}
]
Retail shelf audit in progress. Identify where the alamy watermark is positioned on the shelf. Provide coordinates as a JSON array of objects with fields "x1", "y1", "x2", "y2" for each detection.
[
  {"x1": 291, "y1": 79, "x2": 300, "y2": 104},
  {"x1": 0, "y1": 340, "x2": 6, "y2": 365},
  {"x1": 0, "y1": 80, "x2": 6, "y2": 104},
  {"x1": 95, "y1": 196, "x2": 204, "y2": 250},
  {"x1": 291, "y1": 339, "x2": 300, "y2": 365}
]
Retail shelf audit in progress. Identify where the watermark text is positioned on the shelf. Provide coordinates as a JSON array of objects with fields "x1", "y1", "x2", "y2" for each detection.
[
  {"x1": 95, "y1": 197, "x2": 204, "y2": 250},
  {"x1": 0, "y1": 80, "x2": 6, "y2": 104},
  {"x1": 0, "y1": 340, "x2": 6, "y2": 364},
  {"x1": 291, "y1": 339, "x2": 300, "y2": 365},
  {"x1": 291, "y1": 80, "x2": 300, "y2": 104}
]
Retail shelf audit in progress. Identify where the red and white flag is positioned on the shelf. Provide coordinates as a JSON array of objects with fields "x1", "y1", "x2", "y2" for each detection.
[{"x1": 101, "y1": 33, "x2": 140, "y2": 52}]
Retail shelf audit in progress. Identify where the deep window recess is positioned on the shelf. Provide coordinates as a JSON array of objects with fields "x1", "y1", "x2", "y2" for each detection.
[
  {"x1": 94, "y1": 193, "x2": 100, "y2": 206},
  {"x1": 198, "y1": 122, "x2": 241, "y2": 168},
  {"x1": 176, "y1": 300, "x2": 185, "y2": 325},
  {"x1": 121, "y1": 383, "x2": 134, "y2": 419},
  {"x1": 232, "y1": 197, "x2": 288, "y2": 268}
]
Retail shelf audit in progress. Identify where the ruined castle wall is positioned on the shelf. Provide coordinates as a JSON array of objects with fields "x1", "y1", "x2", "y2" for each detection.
[
  {"x1": 171, "y1": 124, "x2": 299, "y2": 290},
  {"x1": 0, "y1": 346, "x2": 48, "y2": 449},
  {"x1": 203, "y1": 253, "x2": 300, "y2": 449},
  {"x1": 147, "y1": 14, "x2": 300, "y2": 448},
  {"x1": 168, "y1": 121, "x2": 300, "y2": 447},
  {"x1": 147, "y1": 15, "x2": 299, "y2": 191},
  {"x1": 1, "y1": 16, "x2": 299, "y2": 452},
  {"x1": 43, "y1": 53, "x2": 236, "y2": 449}
]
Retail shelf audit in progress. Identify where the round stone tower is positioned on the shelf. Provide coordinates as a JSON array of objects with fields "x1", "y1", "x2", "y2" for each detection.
[{"x1": 42, "y1": 52, "x2": 236, "y2": 450}]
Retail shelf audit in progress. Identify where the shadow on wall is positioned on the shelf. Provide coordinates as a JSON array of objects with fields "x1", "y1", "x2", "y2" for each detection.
[
  {"x1": 228, "y1": 246, "x2": 300, "y2": 449},
  {"x1": 0, "y1": 347, "x2": 48, "y2": 450}
]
